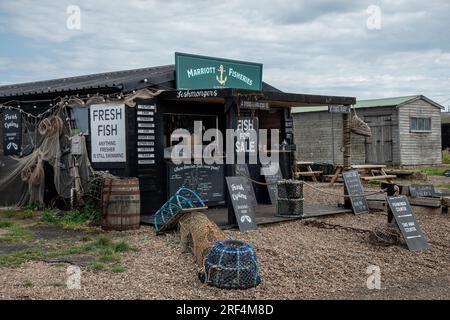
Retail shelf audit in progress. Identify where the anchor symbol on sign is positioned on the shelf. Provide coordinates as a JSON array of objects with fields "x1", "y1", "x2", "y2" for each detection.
[{"x1": 216, "y1": 64, "x2": 227, "y2": 86}]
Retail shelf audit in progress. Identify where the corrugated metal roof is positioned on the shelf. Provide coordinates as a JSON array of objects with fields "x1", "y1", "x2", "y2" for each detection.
[
  {"x1": 291, "y1": 95, "x2": 421, "y2": 113},
  {"x1": 0, "y1": 65, "x2": 176, "y2": 98},
  {"x1": 0, "y1": 65, "x2": 281, "y2": 99}
]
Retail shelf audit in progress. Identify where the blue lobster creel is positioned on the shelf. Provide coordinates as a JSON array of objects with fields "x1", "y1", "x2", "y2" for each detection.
[
  {"x1": 153, "y1": 187, "x2": 205, "y2": 233},
  {"x1": 202, "y1": 240, "x2": 261, "y2": 289}
]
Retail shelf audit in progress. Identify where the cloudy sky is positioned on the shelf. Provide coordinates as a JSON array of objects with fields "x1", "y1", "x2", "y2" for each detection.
[{"x1": 0, "y1": 0, "x2": 449, "y2": 107}]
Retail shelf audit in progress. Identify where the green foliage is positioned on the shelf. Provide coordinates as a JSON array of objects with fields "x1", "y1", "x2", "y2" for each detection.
[
  {"x1": 88, "y1": 261, "x2": 106, "y2": 270},
  {"x1": 113, "y1": 241, "x2": 130, "y2": 253},
  {"x1": 111, "y1": 265, "x2": 126, "y2": 273},
  {"x1": 0, "y1": 210, "x2": 16, "y2": 219},
  {"x1": 22, "y1": 203, "x2": 45, "y2": 211},
  {"x1": 368, "y1": 180, "x2": 383, "y2": 185},
  {"x1": 40, "y1": 205, "x2": 101, "y2": 227},
  {"x1": 443, "y1": 150, "x2": 450, "y2": 164},
  {"x1": 0, "y1": 209, "x2": 38, "y2": 220},
  {"x1": 0, "y1": 221, "x2": 14, "y2": 229},
  {"x1": 417, "y1": 166, "x2": 448, "y2": 176},
  {"x1": 95, "y1": 236, "x2": 112, "y2": 247},
  {"x1": 0, "y1": 224, "x2": 33, "y2": 242}
]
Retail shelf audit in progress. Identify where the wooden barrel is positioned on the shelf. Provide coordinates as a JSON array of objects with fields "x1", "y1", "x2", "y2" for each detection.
[{"x1": 101, "y1": 177, "x2": 141, "y2": 231}]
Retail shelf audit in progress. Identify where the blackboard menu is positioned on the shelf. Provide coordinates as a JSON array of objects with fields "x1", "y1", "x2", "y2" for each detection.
[
  {"x1": 226, "y1": 176, "x2": 257, "y2": 232},
  {"x1": 387, "y1": 195, "x2": 428, "y2": 251},
  {"x1": 137, "y1": 104, "x2": 156, "y2": 165},
  {"x1": 3, "y1": 110, "x2": 21, "y2": 156},
  {"x1": 409, "y1": 184, "x2": 436, "y2": 198},
  {"x1": 234, "y1": 164, "x2": 257, "y2": 208},
  {"x1": 262, "y1": 164, "x2": 283, "y2": 204},
  {"x1": 342, "y1": 170, "x2": 369, "y2": 214},
  {"x1": 168, "y1": 162, "x2": 225, "y2": 205}
]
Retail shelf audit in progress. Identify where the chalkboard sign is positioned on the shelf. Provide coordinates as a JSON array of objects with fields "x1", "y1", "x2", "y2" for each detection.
[
  {"x1": 262, "y1": 164, "x2": 283, "y2": 204},
  {"x1": 387, "y1": 195, "x2": 428, "y2": 251},
  {"x1": 168, "y1": 163, "x2": 225, "y2": 205},
  {"x1": 234, "y1": 164, "x2": 257, "y2": 208},
  {"x1": 409, "y1": 184, "x2": 436, "y2": 198},
  {"x1": 342, "y1": 170, "x2": 369, "y2": 214},
  {"x1": 3, "y1": 110, "x2": 22, "y2": 156},
  {"x1": 226, "y1": 176, "x2": 257, "y2": 232}
]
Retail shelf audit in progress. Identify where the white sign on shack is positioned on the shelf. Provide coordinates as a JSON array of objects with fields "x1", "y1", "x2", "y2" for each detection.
[{"x1": 90, "y1": 104, "x2": 126, "y2": 162}]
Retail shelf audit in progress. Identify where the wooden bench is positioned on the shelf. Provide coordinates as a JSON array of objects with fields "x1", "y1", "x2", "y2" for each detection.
[
  {"x1": 294, "y1": 161, "x2": 322, "y2": 182},
  {"x1": 351, "y1": 164, "x2": 397, "y2": 183},
  {"x1": 294, "y1": 171, "x2": 323, "y2": 177},
  {"x1": 360, "y1": 175, "x2": 397, "y2": 181}
]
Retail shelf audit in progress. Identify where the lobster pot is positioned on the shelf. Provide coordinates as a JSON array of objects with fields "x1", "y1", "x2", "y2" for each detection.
[
  {"x1": 277, "y1": 180, "x2": 303, "y2": 199},
  {"x1": 201, "y1": 240, "x2": 260, "y2": 289},
  {"x1": 277, "y1": 198, "x2": 304, "y2": 216},
  {"x1": 101, "y1": 177, "x2": 141, "y2": 231}
]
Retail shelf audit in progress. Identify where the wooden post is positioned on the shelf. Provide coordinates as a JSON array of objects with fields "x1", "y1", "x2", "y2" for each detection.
[
  {"x1": 342, "y1": 112, "x2": 351, "y2": 170},
  {"x1": 343, "y1": 111, "x2": 352, "y2": 208},
  {"x1": 225, "y1": 97, "x2": 238, "y2": 226}
]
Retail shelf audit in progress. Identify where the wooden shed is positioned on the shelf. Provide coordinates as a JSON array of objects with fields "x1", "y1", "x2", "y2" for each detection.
[{"x1": 292, "y1": 95, "x2": 444, "y2": 166}]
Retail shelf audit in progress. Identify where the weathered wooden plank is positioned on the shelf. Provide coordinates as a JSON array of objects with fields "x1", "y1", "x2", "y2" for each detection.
[
  {"x1": 361, "y1": 175, "x2": 397, "y2": 181},
  {"x1": 409, "y1": 197, "x2": 442, "y2": 208}
]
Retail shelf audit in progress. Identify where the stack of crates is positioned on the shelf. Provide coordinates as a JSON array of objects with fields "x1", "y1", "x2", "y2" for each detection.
[{"x1": 276, "y1": 180, "x2": 304, "y2": 217}]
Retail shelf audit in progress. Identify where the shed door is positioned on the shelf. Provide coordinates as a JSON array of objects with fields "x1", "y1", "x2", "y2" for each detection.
[{"x1": 364, "y1": 115, "x2": 393, "y2": 164}]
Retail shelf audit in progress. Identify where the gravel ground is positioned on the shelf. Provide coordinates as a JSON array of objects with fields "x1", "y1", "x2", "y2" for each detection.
[{"x1": 0, "y1": 183, "x2": 449, "y2": 300}]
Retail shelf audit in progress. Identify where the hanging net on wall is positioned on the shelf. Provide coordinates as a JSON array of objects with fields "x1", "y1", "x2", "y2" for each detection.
[
  {"x1": 0, "y1": 107, "x2": 94, "y2": 208},
  {"x1": 351, "y1": 108, "x2": 372, "y2": 137},
  {"x1": 200, "y1": 239, "x2": 261, "y2": 289}
]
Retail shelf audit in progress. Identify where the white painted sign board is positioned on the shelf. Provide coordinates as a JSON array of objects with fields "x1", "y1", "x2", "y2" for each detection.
[{"x1": 90, "y1": 104, "x2": 126, "y2": 162}]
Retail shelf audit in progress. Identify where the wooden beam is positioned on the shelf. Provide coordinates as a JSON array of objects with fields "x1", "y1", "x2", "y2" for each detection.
[{"x1": 360, "y1": 175, "x2": 397, "y2": 181}]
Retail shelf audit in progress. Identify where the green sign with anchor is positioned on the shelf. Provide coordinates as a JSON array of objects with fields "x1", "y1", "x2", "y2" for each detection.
[{"x1": 175, "y1": 52, "x2": 263, "y2": 91}]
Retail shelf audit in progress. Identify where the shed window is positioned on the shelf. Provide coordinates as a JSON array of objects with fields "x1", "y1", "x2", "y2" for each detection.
[{"x1": 410, "y1": 117, "x2": 431, "y2": 132}]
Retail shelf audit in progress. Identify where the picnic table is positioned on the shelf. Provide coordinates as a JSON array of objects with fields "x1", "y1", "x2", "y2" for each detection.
[
  {"x1": 351, "y1": 164, "x2": 396, "y2": 182},
  {"x1": 294, "y1": 161, "x2": 322, "y2": 182},
  {"x1": 326, "y1": 164, "x2": 397, "y2": 186}
]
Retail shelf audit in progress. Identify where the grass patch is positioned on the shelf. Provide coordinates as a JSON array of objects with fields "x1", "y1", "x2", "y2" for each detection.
[
  {"x1": 40, "y1": 205, "x2": 101, "y2": 227},
  {"x1": 443, "y1": 150, "x2": 450, "y2": 164},
  {"x1": 113, "y1": 241, "x2": 130, "y2": 253},
  {"x1": 0, "y1": 209, "x2": 38, "y2": 220},
  {"x1": 24, "y1": 280, "x2": 33, "y2": 288},
  {"x1": 0, "y1": 224, "x2": 34, "y2": 242},
  {"x1": 88, "y1": 261, "x2": 106, "y2": 270},
  {"x1": 0, "y1": 221, "x2": 14, "y2": 229},
  {"x1": 99, "y1": 253, "x2": 120, "y2": 263},
  {"x1": 368, "y1": 180, "x2": 384, "y2": 185},
  {"x1": 0, "y1": 210, "x2": 16, "y2": 219},
  {"x1": 111, "y1": 265, "x2": 126, "y2": 273},
  {"x1": 0, "y1": 230, "x2": 133, "y2": 269},
  {"x1": 416, "y1": 166, "x2": 449, "y2": 176}
]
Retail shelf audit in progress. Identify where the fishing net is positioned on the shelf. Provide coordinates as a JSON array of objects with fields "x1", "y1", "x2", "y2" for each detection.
[
  {"x1": 200, "y1": 239, "x2": 261, "y2": 289},
  {"x1": 351, "y1": 113, "x2": 372, "y2": 137},
  {"x1": 277, "y1": 198, "x2": 304, "y2": 216},
  {"x1": 367, "y1": 223, "x2": 403, "y2": 247},
  {"x1": 277, "y1": 179, "x2": 303, "y2": 199},
  {"x1": 276, "y1": 180, "x2": 304, "y2": 216},
  {"x1": 179, "y1": 211, "x2": 225, "y2": 265},
  {"x1": 0, "y1": 107, "x2": 94, "y2": 208}
]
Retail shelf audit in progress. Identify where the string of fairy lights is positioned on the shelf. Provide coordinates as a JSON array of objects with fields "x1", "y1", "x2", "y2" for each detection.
[{"x1": 0, "y1": 89, "x2": 151, "y2": 121}]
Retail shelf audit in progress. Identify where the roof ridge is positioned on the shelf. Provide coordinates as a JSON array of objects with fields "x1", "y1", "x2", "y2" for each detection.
[{"x1": 357, "y1": 95, "x2": 419, "y2": 102}]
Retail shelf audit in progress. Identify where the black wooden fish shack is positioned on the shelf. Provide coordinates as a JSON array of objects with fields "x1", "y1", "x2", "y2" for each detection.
[{"x1": 0, "y1": 53, "x2": 355, "y2": 225}]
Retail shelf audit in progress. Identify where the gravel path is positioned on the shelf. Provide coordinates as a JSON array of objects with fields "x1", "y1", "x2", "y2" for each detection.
[{"x1": 0, "y1": 183, "x2": 449, "y2": 300}]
